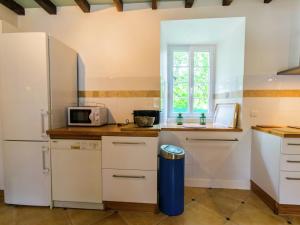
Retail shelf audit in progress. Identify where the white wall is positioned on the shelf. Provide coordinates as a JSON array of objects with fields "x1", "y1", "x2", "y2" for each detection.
[
  {"x1": 0, "y1": 5, "x2": 18, "y2": 27},
  {"x1": 215, "y1": 19, "x2": 245, "y2": 94}
]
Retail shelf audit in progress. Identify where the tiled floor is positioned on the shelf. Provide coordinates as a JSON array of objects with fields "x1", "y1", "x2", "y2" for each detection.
[{"x1": 0, "y1": 188, "x2": 299, "y2": 225}]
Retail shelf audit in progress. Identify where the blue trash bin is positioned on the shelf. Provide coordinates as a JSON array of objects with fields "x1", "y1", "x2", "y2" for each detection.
[{"x1": 159, "y1": 145, "x2": 185, "y2": 216}]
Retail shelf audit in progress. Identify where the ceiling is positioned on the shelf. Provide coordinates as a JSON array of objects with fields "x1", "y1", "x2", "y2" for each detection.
[
  {"x1": 14, "y1": 0, "x2": 167, "y2": 8},
  {"x1": 0, "y1": 0, "x2": 272, "y2": 15}
]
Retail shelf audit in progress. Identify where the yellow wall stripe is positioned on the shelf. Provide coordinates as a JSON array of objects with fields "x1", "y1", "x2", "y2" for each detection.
[
  {"x1": 79, "y1": 90, "x2": 300, "y2": 98},
  {"x1": 79, "y1": 90, "x2": 160, "y2": 98},
  {"x1": 243, "y1": 90, "x2": 300, "y2": 98}
]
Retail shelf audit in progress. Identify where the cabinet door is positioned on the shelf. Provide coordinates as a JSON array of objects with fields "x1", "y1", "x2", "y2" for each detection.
[
  {"x1": 102, "y1": 136, "x2": 158, "y2": 170},
  {"x1": 282, "y1": 139, "x2": 300, "y2": 154},
  {"x1": 251, "y1": 131, "x2": 281, "y2": 201},
  {"x1": 102, "y1": 169, "x2": 157, "y2": 204},
  {"x1": 280, "y1": 171, "x2": 300, "y2": 205},
  {"x1": 3, "y1": 141, "x2": 51, "y2": 206}
]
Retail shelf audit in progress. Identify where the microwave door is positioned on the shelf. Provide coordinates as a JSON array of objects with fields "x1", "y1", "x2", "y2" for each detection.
[{"x1": 69, "y1": 109, "x2": 92, "y2": 125}]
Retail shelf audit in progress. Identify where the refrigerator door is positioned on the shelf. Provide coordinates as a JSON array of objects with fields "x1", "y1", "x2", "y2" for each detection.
[
  {"x1": 3, "y1": 141, "x2": 51, "y2": 206},
  {"x1": 0, "y1": 33, "x2": 49, "y2": 141},
  {"x1": 48, "y1": 36, "x2": 78, "y2": 129}
]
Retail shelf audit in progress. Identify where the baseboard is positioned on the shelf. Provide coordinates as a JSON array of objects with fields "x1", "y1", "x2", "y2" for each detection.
[
  {"x1": 104, "y1": 201, "x2": 158, "y2": 213},
  {"x1": 251, "y1": 180, "x2": 300, "y2": 215},
  {"x1": 185, "y1": 178, "x2": 250, "y2": 190},
  {"x1": 53, "y1": 201, "x2": 104, "y2": 210}
]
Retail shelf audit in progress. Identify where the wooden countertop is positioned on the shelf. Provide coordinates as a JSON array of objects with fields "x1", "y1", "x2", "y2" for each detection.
[
  {"x1": 47, "y1": 124, "x2": 243, "y2": 139},
  {"x1": 252, "y1": 126, "x2": 300, "y2": 138},
  {"x1": 47, "y1": 125, "x2": 160, "y2": 139}
]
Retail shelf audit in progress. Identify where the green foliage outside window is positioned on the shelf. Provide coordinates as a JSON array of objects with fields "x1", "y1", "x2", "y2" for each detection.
[{"x1": 172, "y1": 50, "x2": 210, "y2": 114}]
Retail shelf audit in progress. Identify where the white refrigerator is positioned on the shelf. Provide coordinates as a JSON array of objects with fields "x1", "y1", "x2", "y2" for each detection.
[{"x1": 0, "y1": 32, "x2": 78, "y2": 206}]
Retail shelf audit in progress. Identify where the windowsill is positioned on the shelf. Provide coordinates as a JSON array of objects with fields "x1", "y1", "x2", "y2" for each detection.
[
  {"x1": 160, "y1": 123, "x2": 243, "y2": 132},
  {"x1": 166, "y1": 117, "x2": 214, "y2": 124}
]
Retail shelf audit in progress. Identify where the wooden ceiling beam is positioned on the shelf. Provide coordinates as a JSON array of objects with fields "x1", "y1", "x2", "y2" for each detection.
[
  {"x1": 152, "y1": 0, "x2": 157, "y2": 9},
  {"x1": 264, "y1": 0, "x2": 272, "y2": 3},
  {"x1": 34, "y1": 0, "x2": 56, "y2": 14},
  {"x1": 113, "y1": 0, "x2": 123, "y2": 11},
  {"x1": 222, "y1": 0, "x2": 233, "y2": 6},
  {"x1": 74, "y1": 0, "x2": 90, "y2": 12},
  {"x1": 0, "y1": 0, "x2": 25, "y2": 15},
  {"x1": 185, "y1": 0, "x2": 194, "y2": 8}
]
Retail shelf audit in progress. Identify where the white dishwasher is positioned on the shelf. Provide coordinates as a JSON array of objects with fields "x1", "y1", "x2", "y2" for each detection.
[{"x1": 50, "y1": 139, "x2": 103, "y2": 209}]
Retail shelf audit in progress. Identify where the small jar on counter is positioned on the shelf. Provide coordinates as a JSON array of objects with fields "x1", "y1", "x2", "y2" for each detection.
[
  {"x1": 200, "y1": 113, "x2": 206, "y2": 125},
  {"x1": 176, "y1": 113, "x2": 183, "y2": 125}
]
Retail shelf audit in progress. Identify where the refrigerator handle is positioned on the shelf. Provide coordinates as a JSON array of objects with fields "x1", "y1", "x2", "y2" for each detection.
[
  {"x1": 42, "y1": 146, "x2": 50, "y2": 175},
  {"x1": 41, "y1": 110, "x2": 48, "y2": 138}
]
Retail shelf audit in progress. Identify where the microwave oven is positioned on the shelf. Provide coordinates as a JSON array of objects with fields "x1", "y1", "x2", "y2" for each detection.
[{"x1": 68, "y1": 107, "x2": 108, "y2": 126}]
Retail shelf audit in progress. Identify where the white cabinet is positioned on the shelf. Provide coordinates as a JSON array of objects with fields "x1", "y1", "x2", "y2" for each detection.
[
  {"x1": 3, "y1": 141, "x2": 51, "y2": 206},
  {"x1": 160, "y1": 131, "x2": 245, "y2": 189},
  {"x1": 102, "y1": 169, "x2": 157, "y2": 203},
  {"x1": 280, "y1": 171, "x2": 300, "y2": 205},
  {"x1": 251, "y1": 130, "x2": 300, "y2": 206},
  {"x1": 102, "y1": 136, "x2": 158, "y2": 204}
]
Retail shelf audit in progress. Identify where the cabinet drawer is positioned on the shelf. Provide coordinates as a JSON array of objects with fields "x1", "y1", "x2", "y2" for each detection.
[
  {"x1": 102, "y1": 169, "x2": 157, "y2": 204},
  {"x1": 282, "y1": 139, "x2": 300, "y2": 154},
  {"x1": 280, "y1": 155, "x2": 300, "y2": 172},
  {"x1": 102, "y1": 136, "x2": 158, "y2": 170},
  {"x1": 280, "y1": 171, "x2": 300, "y2": 205}
]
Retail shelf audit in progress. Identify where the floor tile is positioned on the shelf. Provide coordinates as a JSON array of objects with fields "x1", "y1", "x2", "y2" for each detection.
[
  {"x1": 195, "y1": 190, "x2": 242, "y2": 218},
  {"x1": 158, "y1": 201, "x2": 226, "y2": 225},
  {"x1": 184, "y1": 187, "x2": 207, "y2": 205},
  {"x1": 0, "y1": 205, "x2": 16, "y2": 225},
  {"x1": 244, "y1": 192, "x2": 274, "y2": 215},
  {"x1": 93, "y1": 213, "x2": 128, "y2": 225},
  {"x1": 230, "y1": 203, "x2": 287, "y2": 225},
  {"x1": 208, "y1": 188, "x2": 251, "y2": 202},
  {"x1": 119, "y1": 210, "x2": 167, "y2": 225},
  {"x1": 16, "y1": 206, "x2": 70, "y2": 225},
  {"x1": 67, "y1": 208, "x2": 114, "y2": 225}
]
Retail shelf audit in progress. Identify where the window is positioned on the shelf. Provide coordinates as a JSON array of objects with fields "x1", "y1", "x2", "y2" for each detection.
[{"x1": 168, "y1": 45, "x2": 215, "y2": 118}]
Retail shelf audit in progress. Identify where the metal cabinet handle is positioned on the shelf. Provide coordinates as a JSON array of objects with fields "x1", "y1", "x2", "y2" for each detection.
[
  {"x1": 186, "y1": 138, "x2": 239, "y2": 142},
  {"x1": 41, "y1": 110, "x2": 48, "y2": 138},
  {"x1": 286, "y1": 177, "x2": 300, "y2": 181},
  {"x1": 42, "y1": 146, "x2": 49, "y2": 174},
  {"x1": 287, "y1": 143, "x2": 300, "y2": 146},
  {"x1": 112, "y1": 142, "x2": 146, "y2": 145},
  {"x1": 286, "y1": 160, "x2": 300, "y2": 163},
  {"x1": 112, "y1": 175, "x2": 146, "y2": 179}
]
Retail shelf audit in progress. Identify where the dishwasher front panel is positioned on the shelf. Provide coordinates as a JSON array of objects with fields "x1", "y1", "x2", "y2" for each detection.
[{"x1": 51, "y1": 140, "x2": 102, "y2": 204}]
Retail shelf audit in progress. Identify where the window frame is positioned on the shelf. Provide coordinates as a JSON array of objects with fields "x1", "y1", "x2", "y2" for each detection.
[{"x1": 167, "y1": 44, "x2": 216, "y2": 118}]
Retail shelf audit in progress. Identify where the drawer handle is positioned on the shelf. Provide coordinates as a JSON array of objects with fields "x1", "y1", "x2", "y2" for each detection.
[
  {"x1": 112, "y1": 174, "x2": 146, "y2": 179},
  {"x1": 286, "y1": 177, "x2": 300, "y2": 181},
  {"x1": 287, "y1": 160, "x2": 300, "y2": 163},
  {"x1": 112, "y1": 142, "x2": 146, "y2": 145},
  {"x1": 186, "y1": 138, "x2": 239, "y2": 142},
  {"x1": 287, "y1": 143, "x2": 300, "y2": 146}
]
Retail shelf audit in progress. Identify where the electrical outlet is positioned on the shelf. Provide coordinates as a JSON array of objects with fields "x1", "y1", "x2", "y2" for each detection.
[{"x1": 250, "y1": 110, "x2": 258, "y2": 118}]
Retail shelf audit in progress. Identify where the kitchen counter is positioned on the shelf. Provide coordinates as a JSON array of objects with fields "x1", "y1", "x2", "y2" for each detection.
[
  {"x1": 47, "y1": 125, "x2": 160, "y2": 139},
  {"x1": 47, "y1": 123, "x2": 243, "y2": 139},
  {"x1": 252, "y1": 126, "x2": 300, "y2": 138}
]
